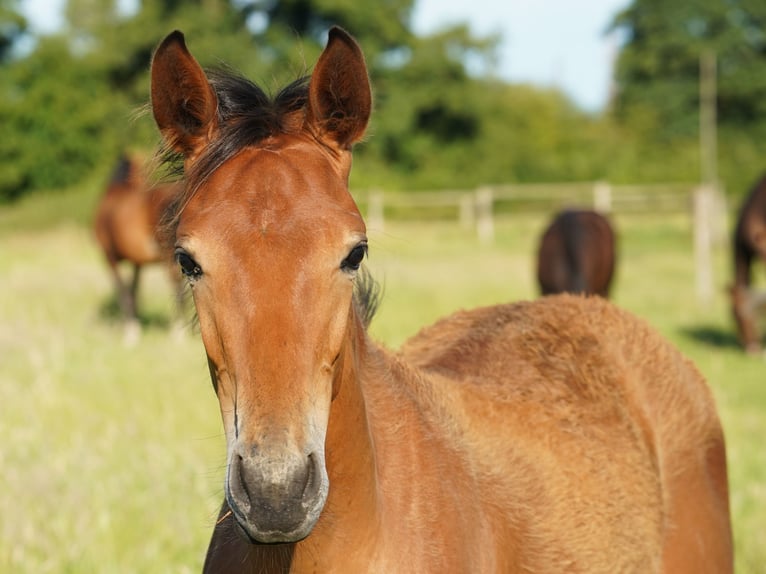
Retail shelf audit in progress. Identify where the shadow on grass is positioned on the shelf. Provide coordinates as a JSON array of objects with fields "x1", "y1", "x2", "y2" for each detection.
[
  {"x1": 97, "y1": 296, "x2": 172, "y2": 330},
  {"x1": 678, "y1": 324, "x2": 742, "y2": 351}
]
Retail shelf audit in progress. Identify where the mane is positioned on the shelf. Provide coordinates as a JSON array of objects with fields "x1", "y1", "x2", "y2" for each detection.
[
  {"x1": 354, "y1": 267, "x2": 382, "y2": 327},
  {"x1": 158, "y1": 68, "x2": 310, "y2": 242},
  {"x1": 109, "y1": 154, "x2": 134, "y2": 186}
]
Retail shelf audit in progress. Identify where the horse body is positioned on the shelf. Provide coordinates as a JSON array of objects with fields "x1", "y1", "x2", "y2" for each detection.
[
  {"x1": 731, "y1": 174, "x2": 766, "y2": 352},
  {"x1": 537, "y1": 209, "x2": 616, "y2": 297},
  {"x1": 149, "y1": 27, "x2": 732, "y2": 573},
  {"x1": 93, "y1": 155, "x2": 181, "y2": 335},
  {"x1": 203, "y1": 296, "x2": 730, "y2": 573}
]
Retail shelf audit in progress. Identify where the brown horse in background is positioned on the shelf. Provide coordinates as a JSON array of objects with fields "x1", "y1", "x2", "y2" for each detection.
[
  {"x1": 151, "y1": 28, "x2": 732, "y2": 573},
  {"x1": 537, "y1": 208, "x2": 616, "y2": 298},
  {"x1": 93, "y1": 154, "x2": 182, "y2": 341},
  {"x1": 730, "y1": 174, "x2": 766, "y2": 353}
]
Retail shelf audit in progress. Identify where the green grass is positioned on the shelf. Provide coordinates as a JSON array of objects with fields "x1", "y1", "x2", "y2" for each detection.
[{"x1": 1, "y1": 195, "x2": 764, "y2": 572}]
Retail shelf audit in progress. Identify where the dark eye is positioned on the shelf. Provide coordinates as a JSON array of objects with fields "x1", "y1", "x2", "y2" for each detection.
[
  {"x1": 175, "y1": 248, "x2": 202, "y2": 280},
  {"x1": 341, "y1": 242, "x2": 367, "y2": 272}
]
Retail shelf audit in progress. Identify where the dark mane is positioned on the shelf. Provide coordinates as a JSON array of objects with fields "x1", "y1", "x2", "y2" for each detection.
[
  {"x1": 109, "y1": 154, "x2": 134, "y2": 186},
  {"x1": 159, "y1": 69, "x2": 310, "y2": 240},
  {"x1": 354, "y1": 267, "x2": 382, "y2": 327}
]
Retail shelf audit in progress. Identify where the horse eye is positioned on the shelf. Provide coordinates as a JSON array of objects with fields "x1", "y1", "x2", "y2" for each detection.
[
  {"x1": 175, "y1": 249, "x2": 202, "y2": 279},
  {"x1": 341, "y1": 243, "x2": 367, "y2": 272}
]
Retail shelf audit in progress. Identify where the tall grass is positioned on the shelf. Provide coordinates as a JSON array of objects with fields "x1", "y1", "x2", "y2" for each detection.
[{"x1": 1, "y1": 196, "x2": 764, "y2": 572}]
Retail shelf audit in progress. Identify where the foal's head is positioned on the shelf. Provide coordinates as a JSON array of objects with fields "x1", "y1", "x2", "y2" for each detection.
[{"x1": 151, "y1": 28, "x2": 371, "y2": 543}]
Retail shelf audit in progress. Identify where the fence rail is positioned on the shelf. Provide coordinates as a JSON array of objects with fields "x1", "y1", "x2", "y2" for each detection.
[
  {"x1": 354, "y1": 181, "x2": 728, "y2": 302},
  {"x1": 356, "y1": 182, "x2": 705, "y2": 228}
]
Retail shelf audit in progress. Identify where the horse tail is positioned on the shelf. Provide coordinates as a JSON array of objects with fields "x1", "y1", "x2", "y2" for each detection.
[{"x1": 560, "y1": 211, "x2": 588, "y2": 294}]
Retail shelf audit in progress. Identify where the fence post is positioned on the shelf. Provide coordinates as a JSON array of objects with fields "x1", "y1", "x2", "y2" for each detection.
[
  {"x1": 367, "y1": 189, "x2": 384, "y2": 232},
  {"x1": 476, "y1": 186, "x2": 494, "y2": 244},
  {"x1": 459, "y1": 193, "x2": 475, "y2": 229},
  {"x1": 593, "y1": 181, "x2": 612, "y2": 213},
  {"x1": 694, "y1": 185, "x2": 715, "y2": 303}
]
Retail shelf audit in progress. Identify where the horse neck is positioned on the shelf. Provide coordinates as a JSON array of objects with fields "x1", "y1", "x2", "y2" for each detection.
[
  {"x1": 327, "y1": 307, "x2": 456, "y2": 503},
  {"x1": 319, "y1": 308, "x2": 383, "y2": 536},
  {"x1": 310, "y1": 302, "x2": 444, "y2": 542}
]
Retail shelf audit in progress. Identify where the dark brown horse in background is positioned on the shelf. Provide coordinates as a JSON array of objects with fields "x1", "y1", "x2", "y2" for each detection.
[
  {"x1": 151, "y1": 28, "x2": 731, "y2": 573},
  {"x1": 730, "y1": 174, "x2": 766, "y2": 353},
  {"x1": 93, "y1": 154, "x2": 182, "y2": 342},
  {"x1": 537, "y1": 208, "x2": 616, "y2": 298}
]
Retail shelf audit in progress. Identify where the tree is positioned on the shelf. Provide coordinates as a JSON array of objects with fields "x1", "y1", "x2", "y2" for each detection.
[
  {"x1": 1, "y1": 0, "x2": 615, "y2": 202},
  {"x1": 609, "y1": 0, "x2": 766, "y2": 192},
  {"x1": 0, "y1": 0, "x2": 258, "y2": 200},
  {"x1": 0, "y1": 0, "x2": 26, "y2": 62},
  {"x1": 0, "y1": 35, "x2": 118, "y2": 199}
]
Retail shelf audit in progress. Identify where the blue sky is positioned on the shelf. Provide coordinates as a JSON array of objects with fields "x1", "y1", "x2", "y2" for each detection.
[
  {"x1": 412, "y1": 0, "x2": 630, "y2": 111},
  {"x1": 22, "y1": 0, "x2": 630, "y2": 111}
]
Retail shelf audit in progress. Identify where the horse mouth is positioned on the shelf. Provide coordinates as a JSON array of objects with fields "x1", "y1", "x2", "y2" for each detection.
[
  {"x1": 225, "y1": 450, "x2": 329, "y2": 544},
  {"x1": 226, "y1": 496, "x2": 321, "y2": 544},
  {"x1": 230, "y1": 512, "x2": 313, "y2": 545}
]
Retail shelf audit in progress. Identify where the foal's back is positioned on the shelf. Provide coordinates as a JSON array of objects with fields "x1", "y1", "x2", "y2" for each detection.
[{"x1": 401, "y1": 294, "x2": 732, "y2": 573}]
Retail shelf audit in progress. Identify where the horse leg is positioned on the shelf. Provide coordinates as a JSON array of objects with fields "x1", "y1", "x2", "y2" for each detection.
[
  {"x1": 730, "y1": 284, "x2": 759, "y2": 354},
  {"x1": 731, "y1": 247, "x2": 760, "y2": 353},
  {"x1": 105, "y1": 258, "x2": 130, "y2": 318},
  {"x1": 123, "y1": 264, "x2": 141, "y2": 345},
  {"x1": 732, "y1": 244, "x2": 755, "y2": 350}
]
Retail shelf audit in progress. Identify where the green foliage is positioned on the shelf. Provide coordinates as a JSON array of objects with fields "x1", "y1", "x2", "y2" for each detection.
[
  {"x1": 5, "y1": 0, "x2": 766, "y2": 206},
  {"x1": 0, "y1": 0, "x2": 26, "y2": 62},
  {"x1": 609, "y1": 0, "x2": 766, "y2": 195},
  {"x1": 1, "y1": 0, "x2": 620, "y2": 204},
  {"x1": 0, "y1": 36, "x2": 120, "y2": 199}
]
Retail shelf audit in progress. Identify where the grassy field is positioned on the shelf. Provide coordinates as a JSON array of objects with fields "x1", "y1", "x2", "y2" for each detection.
[{"x1": 1, "y1": 190, "x2": 765, "y2": 572}]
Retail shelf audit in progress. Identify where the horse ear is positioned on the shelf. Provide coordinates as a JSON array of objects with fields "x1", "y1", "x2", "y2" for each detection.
[
  {"x1": 151, "y1": 31, "x2": 218, "y2": 160},
  {"x1": 308, "y1": 27, "x2": 372, "y2": 149}
]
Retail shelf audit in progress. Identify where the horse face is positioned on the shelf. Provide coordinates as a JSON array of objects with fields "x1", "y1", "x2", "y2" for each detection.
[
  {"x1": 176, "y1": 145, "x2": 366, "y2": 542},
  {"x1": 151, "y1": 28, "x2": 371, "y2": 543}
]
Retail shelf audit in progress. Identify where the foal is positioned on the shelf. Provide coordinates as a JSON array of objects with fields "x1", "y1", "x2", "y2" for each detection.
[
  {"x1": 731, "y1": 173, "x2": 766, "y2": 353},
  {"x1": 93, "y1": 154, "x2": 182, "y2": 341},
  {"x1": 536, "y1": 208, "x2": 616, "y2": 298},
  {"x1": 150, "y1": 27, "x2": 732, "y2": 573}
]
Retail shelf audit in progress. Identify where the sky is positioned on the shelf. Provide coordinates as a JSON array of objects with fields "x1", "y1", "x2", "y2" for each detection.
[{"x1": 21, "y1": 0, "x2": 630, "y2": 112}]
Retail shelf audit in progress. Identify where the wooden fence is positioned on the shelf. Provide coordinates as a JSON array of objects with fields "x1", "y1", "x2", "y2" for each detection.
[{"x1": 355, "y1": 181, "x2": 729, "y2": 302}]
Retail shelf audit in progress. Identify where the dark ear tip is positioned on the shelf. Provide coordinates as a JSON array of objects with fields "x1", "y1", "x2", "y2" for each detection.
[
  {"x1": 327, "y1": 26, "x2": 346, "y2": 37},
  {"x1": 158, "y1": 30, "x2": 186, "y2": 51},
  {"x1": 327, "y1": 26, "x2": 357, "y2": 47}
]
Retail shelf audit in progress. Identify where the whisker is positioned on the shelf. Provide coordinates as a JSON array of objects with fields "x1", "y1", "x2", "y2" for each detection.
[{"x1": 216, "y1": 509, "x2": 233, "y2": 525}]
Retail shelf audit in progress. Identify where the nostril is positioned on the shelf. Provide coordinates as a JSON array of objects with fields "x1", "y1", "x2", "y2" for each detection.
[
  {"x1": 227, "y1": 453, "x2": 252, "y2": 515},
  {"x1": 302, "y1": 453, "x2": 321, "y2": 502}
]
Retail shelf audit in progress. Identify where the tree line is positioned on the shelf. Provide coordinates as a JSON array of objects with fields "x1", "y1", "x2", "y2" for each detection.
[{"x1": 2, "y1": 0, "x2": 766, "y2": 203}]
